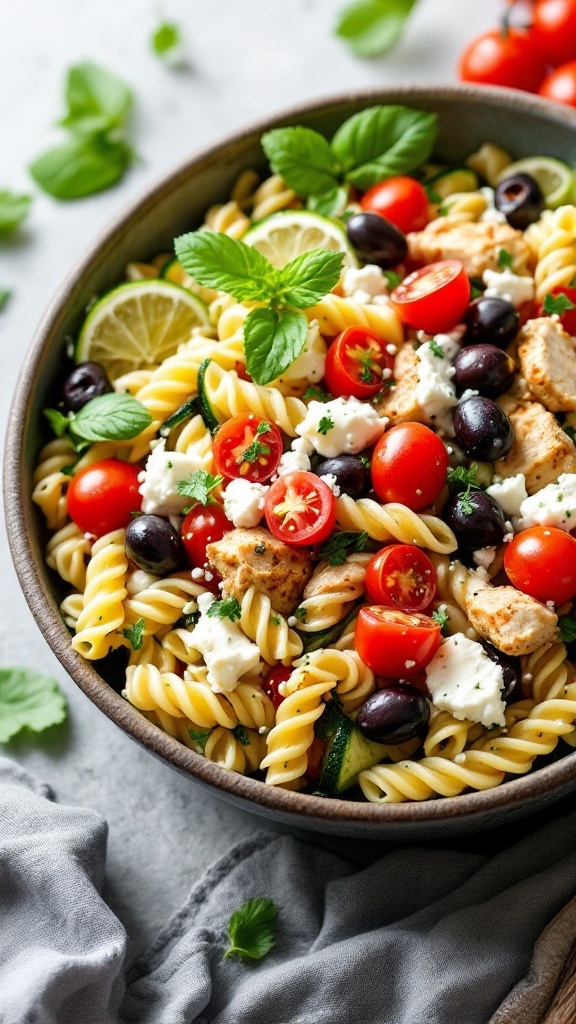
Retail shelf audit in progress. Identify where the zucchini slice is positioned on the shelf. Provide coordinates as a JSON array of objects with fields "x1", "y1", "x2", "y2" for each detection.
[
  {"x1": 426, "y1": 166, "x2": 479, "y2": 199},
  {"x1": 159, "y1": 396, "x2": 201, "y2": 437},
  {"x1": 196, "y1": 359, "x2": 221, "y2": 434},
  {"x1": 297, "y1": 603, "x2": 361, "y2": 654},
  {"x1": 317, "y1": 707, "x2": 388, "y2": 796}
]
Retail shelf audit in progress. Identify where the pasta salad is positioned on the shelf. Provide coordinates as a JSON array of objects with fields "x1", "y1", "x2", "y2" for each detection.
[{"x1": 34, "y1": 103, "x2": 576, "y2": 803}]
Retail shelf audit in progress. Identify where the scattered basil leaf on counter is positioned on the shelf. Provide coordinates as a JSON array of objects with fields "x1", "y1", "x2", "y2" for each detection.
[
  {"x1": 319, "y1": 530, "x2": 368, "y2": 566},
  {"x1": 122, "y1": 618, "x2": 145, "y2": 651},
  {"x1": 559, "y1": 617, "x2": 576, "y2": 644},
  {"x1": 69, "y1": 392, "x2": 152, "y2": 442},
  {"x1": 223, "y1": 897, "x2": 279, "y2": 962},
  {"x1": 232, "y1": 724, "x2": 250, "y2": 746},
  {"x1": 0, "y1": 668, "x2": 67, "y2": 743},
  {"x1": 497, "y1": 249, "x2": 513, "y2": 269},
  {"x1": 44, "y1": 408, "x2": 71, "y2": 437},
  {"x1": 543, "y1": 292, "x2": 576, "y2": 317},
  {"x1": 60, "y1": 62, "x2": 133, "y2": 135},
  {"x1": 151, "y1": 22, "x2": 183, "y2": 62},
  {"x1": 244, "y1": 308, "x2": 309, "y2": 386},
  {"x1": 0, "y1": 190, "x2": 32, "y2": 234},
  {"x1": 188, "y1": 727, "x2": 212, "y2": 752},
  {"x1": 335, "y1": 0, "x2": 419, "y2": 57},
  {"x1": 432, "y1": 606, "x2": 450, "y2": 630},
  {"x1": 206, "y1": 597, "x2": 242, "y2": 622},
  {"x1": 177, "y1": 469, "x2": 223, "y2": 507},
  {"x1": 0, "y1": 288, "x2": 11, "y2": 312},
  {"x1": 261, "y1": 126, "x2": 341, "y2": 197}
]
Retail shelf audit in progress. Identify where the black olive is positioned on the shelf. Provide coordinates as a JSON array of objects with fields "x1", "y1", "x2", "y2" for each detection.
[
  {"x1": 495, "y1": 172, "x2": 544, "y2": 230},
  {"x1": 357, "y1": 684, "x2": 429, "y2": 744},
  {"x1": 454, "y1": 396, "x2": 514, "y2": 462},
  {"x1": 463, "y1": 297, "x2": 519, "y2": 349},
  {"x1": 444, "y1": 490, "x2": 507, "y2": 549},
  {"x1": 62, "y1": 361, "x2": 113, "y2": 412},
  {"x1": 454, "y1": 344, "x2": 516, "y2": 398},
  {"x1": 125, "y1": 515, "x2": 185, "y2": 575},
  {"x1": 346, "y1": 212, "x2": 408, "y2": 269},
  {"x1": 477, "y1": 639, "x2": 521, "y2": 702},
  {"x1": 316, "y1": 455, "x2": 370, "y2": 499}
]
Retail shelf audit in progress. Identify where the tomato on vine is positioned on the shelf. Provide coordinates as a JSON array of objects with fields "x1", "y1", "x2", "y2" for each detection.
[{"x1": 459, "y1": 26, "x2": 547, "y2": 92}]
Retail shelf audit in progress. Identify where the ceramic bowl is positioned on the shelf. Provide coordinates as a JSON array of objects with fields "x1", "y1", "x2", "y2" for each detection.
[{"x1": 6, "y1": 85, "x2": 576, "y2": 839}]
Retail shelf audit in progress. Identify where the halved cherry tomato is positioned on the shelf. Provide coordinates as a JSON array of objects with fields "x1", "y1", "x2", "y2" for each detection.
[
  {"x1": 533, "y1": 1, "x2": 576, "y2": 68},
  {"x1": 504, "y1": 526, "x2": 576, "y2": 605},
  {"x1": 539, "y1": 60, "x2": 576, "y2": 107},
  {"x1": 67, "y1": 459, "x2": 142, "y2": 537},
  {"x1": 323, "y1": 325, "x2": 395, "y2": 399},
  {"x1": 390, "y1": 260, "x2": 470, "y2": 335},
  {"x1": 371, "y1": 422, "x2": 449, "y2": 511},
  {"x1": 355, "y1": 606, "x2": 441, "y2": 679},
  {"x1": 181, "y1": 503, "x2": 232, "y2": 577},
  {"x1": 262, "y1": 665, "x2": 291, "y2": 708},
  {"x1": 213, "y1": 413, "x2": 282, "y2": 483},
  {"x1": 365, "y1": 545, "x2": 437, "y2": 612},
  {"x1": 360, "y1": 176, "x2": 429, "y2": 234},
  {"x1": 537, "y1": 286, "x2": 576, "y2": 333},
  {"x1": 458, "y1": 28, "x2": 547, "y2": 92},
  {"x1": 264, "y1": 471, "x2": 336, "y2": 546}
]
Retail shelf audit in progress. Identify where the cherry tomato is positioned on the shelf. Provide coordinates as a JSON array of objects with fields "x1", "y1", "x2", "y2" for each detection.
[
  {"x1": 306, "y1": 736, "x2": 325, "y2": 782},
  {"x1": 181, "y1": 503, "x2": 232, "y2": 571},
  {"x1": 537, "y1": 286, "x2": 576, "y2": 333},
  {"x1": 262, "y1": 665, "x2": 291, "y2": 708},
  {"x1": 458, "y1": 28, "x2": 548, "y2": 92},
  {"x1": 504, "y1": 526, "x2": 576, "y2": 605},
  {"x1": 355, "y1": 606, "x2": 442, "y2": 679},
  {"x1": 264, "y1": 471, "x2": 336, "y2": 546},
  {"x1": 360, "y1": 176, "x2": 429, "y2": 234},
  {"x1": 539, "y1": 60, "x2": 576, "y2": 107},
  {"x1": 323, "y1": 326, "x2": 395, "y2": 399},
  {"x1": 390, "y1": 260, "x2": 470, "y2": 335},
  {"x1": 371, "y1": 423, "x2": 449, "y2": 511},
  {"x1": 365, "y1": 545, "x2": 437, "y2": 612},
  {"x1": 67, "y1": 459, "x2": 142, "y2": 537},
  {"x1": 212, "y1": 413, "x2": 282, "y2": 483},
  {"x1": 533, "y1": 1, "x2": 576, "y2": 67}
]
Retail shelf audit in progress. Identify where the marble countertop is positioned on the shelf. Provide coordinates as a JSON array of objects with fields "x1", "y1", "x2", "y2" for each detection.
[{"x1": 1, "y1": 0, "x2": 501, "y2": 957}]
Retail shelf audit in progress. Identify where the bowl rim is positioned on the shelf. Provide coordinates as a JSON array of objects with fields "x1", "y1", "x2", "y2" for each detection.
[{"x1": 6, "y1": 82, "x2": 576, "y2": 827}]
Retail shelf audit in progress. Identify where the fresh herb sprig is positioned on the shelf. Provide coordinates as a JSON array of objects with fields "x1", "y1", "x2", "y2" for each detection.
[
  {"x1": 189, "y1": 727, "x2": 212, "y2": 752},
  {"x1": 151, "y1": 22, "x2": 184, "y2": 65},
  {"x1": 122, "y1": 618, "x2": 145, "y2": 651},
  {"x1": 174, "y1": 231, "x2": 344, "y2": 385},
  {"x1": 319, "y1": 531, "x2": 368, "y2": 566},
  {"x1": 543, "y1": 292, "x2": 576, "y2": 317},
  {"x1": 0, "y1": 668, "x2": 67, "y2": 743},
  {"x1": 432, "y1": 606, "x2": 450, "y2": 631},
  {"x1": 43, "y1": 392, "x2": 152, "y2": 449},
  {"x1": 30, "y1": 62, "x2": 136, "y2": 200},
  {"x1": 206, "y1": 597, "x2": 242, "y2": 622},
  {"x1": 242, "y1": 422, "x2": 272, "y2": 463},
  {"x1": 177, "y1": 469, "x2": 223, "y2": 509},
  {"x1": 446, "y1": 464, "x2": 482, "y2": 517},
  {"x1": 497, "y1": 249, "x2": 514, "y2": 270},
  {"x1": 335, "y1": 0, "x2": 419, "y2": 58},
  {"x1": 223, "y1": 898, "x2": 279, "y2": 962},
  {"x1": 559, "y1": 617, "x2": 576, "y2": 644}
]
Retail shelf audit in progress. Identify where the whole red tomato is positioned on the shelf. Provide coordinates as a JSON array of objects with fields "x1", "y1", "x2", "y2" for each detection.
[
  {"x1": 371, "y1": 422, "x2": 449, "y2": 512},
  {"x1": 459, "y1": 28, "x2": 548, "y2": 92},
  {"x1": 360, "y1": 176, "x2": 429, "y2": 234},
  {"x1": 533, "y1": 0, "x2": 576, "y2": 67},
  {"x1": 67, "y1": 459, "x2": 142, "y2": 537},
  {"x1": 539, "y1": 60, "x2": 576, "y2": 106},
  {"x1": 504, "y1": 526, "x2": 576, "y2": 605}
]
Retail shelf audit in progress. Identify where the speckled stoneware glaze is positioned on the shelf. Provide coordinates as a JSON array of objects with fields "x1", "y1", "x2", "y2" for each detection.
[{"x1": 6, "y1": 86, "x2": 576, "y2": 839}]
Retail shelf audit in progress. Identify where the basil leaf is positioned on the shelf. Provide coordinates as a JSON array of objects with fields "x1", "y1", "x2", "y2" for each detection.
[
  {"x1": 30, "y1": 135, "x2": 132, "y2": 200},
  {"x1": 332, "y1": 105, "x2": 437, "y2": 188},
  {"x1": 261, "y1": 126, "x2": 341, "y2": 197},
  {"x1": 276, "y1": 248, "x2": 344, "y2": 308},
  {"x1": 244, "y1": 308, "x2": 308, "y2": 386},
  {"x1": 174, "y1": 230, "x2": 278, "y2": 303},
  {"x1": 69, "y1": 392, "x2": 152, "y2": 442},
  {"x1": 44, "y1": 408, "x2": 71, "y2": 437},
  {"x1": 151, "y1": 22, "x2": 183, "y2": 62},
  {"x1": 0, "y1": 190, "x2": 32, "y2": 234},
  {"x1": 306, "y1": 186, "x2": 349, "y2": 218},
  {"x1": 0, "y1": 668, "x2": 67, "y2": 743},
  {"x1": 61, "y1": 62, "x2": 133, "y2": 135},
  {"x1": 335, "y1": 0, "x2": 418, "y2": 58},
  {"x1": 0, "y1": 288, "x2": 11, "y2": 312}
]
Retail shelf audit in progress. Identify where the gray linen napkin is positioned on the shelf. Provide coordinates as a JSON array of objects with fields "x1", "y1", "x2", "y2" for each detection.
[{"x1": 1, "y1": 755, "x2": 576, "y2": 1024}]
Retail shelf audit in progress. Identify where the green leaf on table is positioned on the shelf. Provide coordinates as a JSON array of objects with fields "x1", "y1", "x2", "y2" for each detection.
[
  {"x1": 332, "y1": 105, "x2": 437, "y2": 189},
  {"x1": 174, "y1": 230, "x2": 278, "y2": 303},
  {"x1": 0, "y1": 668, "x2": 67, "y2": 743},
  {"x1": 223, "y1": 897, "x2": 279, "y2": 962},
  {"x1": 69, "y1": 392, "x2": 152, "y2": 442},
  {"x1": 151, "y1": 22, "x2": 184, "y2": 63},
  {"x1": 244, "y1": 308, "x2": 308, "y2": 386},
  {"x1": 30, "y1": 135, "x2": 132, "y2": 200},
  {"x1": 335, "y1": 0, "x2": 419, "y2": 58},
  {"x1": 0, "y1": 190, "x2": 32, "y2": 234},
  {"x1": 60, "y1": 62, "x2": 133, "y2": 135},
  {"x1": 0, "y1": 288, "x2": 11, "y2": 312},
  {"x1": 176, "y1": 469, "x2": 223, "y2": 506},
  {"x1": 276, "y1": 248, "x2": 344, "y2": 309},
  {"x1": 261, "y1": 126, "x2": 341, "y2": 197}
]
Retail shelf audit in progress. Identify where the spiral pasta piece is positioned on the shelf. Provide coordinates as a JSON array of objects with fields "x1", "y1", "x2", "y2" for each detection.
[
  {"x1": 525, "y1": 205, "x2": 576, "y2": 300},
  {"x1": 441, "y1": 191, "x2": 489, "y2": 222},
  {"x1": 304, "y1": 295, "x2": 404, "y2": 343},
  {"x1": 335, "y1": 495, "x2": 457, "y2": 553},
  {"x1": 360, "y1": 756, "x2": 505, "y2": 803},
  {"x1": 128, "y1": 634, "x2": 178, "y2": 673},
  {"x1": 261, "y1": 650, "x2": 352, "y2": 786},
  {"x1": 215, "y1": 302, "x2": 250, "y2": 341},
  {"x1": 423, "y1": 711, "x2": 481, "y2": 760},
  {"x1": 250, "y1": 174, "x2": 299, "y2": 221},
  {"x1": 204, "y1": 726, "x2": 267, "y2": 773},
  {"x1": 60, "y1": 592, "x2": 84, "y2": 630},
  {"x1": 203, "y1": 200, "x2": 250, "y2": 239},
  {"x1": 201, "y1": 363, "x2": 307, "y2": 435},
  {"x1": 296, "y1": 555, "x2": 369, "y2": 633},
  {"x1": 123, "y1": 574, "x2": 208, "y2": 635},
  {"x1": 430, "y1": 599, "x2": 477, "y2": 640},
  {"x1": 334, "y1": 649, "x2": 375, "y2": 713},
  {"x1": 161, "y1": 627, "x2": 203, "y2": 665},
  {"x1": 466, "y1": 143, "x2": 512, "y2": 186},
  {"x1": 171, "y1": 414, "x2": 214, "y2": 468},
  {"x1": 126, "y1": 663, "x2": 237, "y2": 726},
  {"x1": 521, "y1": 641, "x2": 571, "y2": 702},
  {"x1": 72, "y1": 530, "x2": 128, "y2": 660},
  {"x1": 114, "y1": 367, "x2": 157, "y2": 395},
  {"x1": 429, "y1": 554, "x2": 477, "y2": 610},
  {"x1": 46, "y1": 523, "x2": 92, "y2": 592},
  {"x1": 239, "y1": 587, "x2": 303, "y2": 665}
]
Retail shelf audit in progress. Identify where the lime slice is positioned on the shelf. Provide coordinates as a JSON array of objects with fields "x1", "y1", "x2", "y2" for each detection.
[
  {"x1": 76, "y1": 280, "x2": 210, "y2": 380},
  {"x1": 244, "y1": 210, "x2": 359, "y2": 270},
  {"x1": 496, "y1": 156, "x2": 576, "y2": 209}
]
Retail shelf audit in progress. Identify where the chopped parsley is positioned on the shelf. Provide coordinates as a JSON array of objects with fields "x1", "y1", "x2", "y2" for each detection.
[
  {"x1": 319, "y1": 530, "x2": 368, "y2": 566},
  {"x1": 497, "y1": 248, "x2": 514, "y2": 269},
  {"x1": 189, "y1": 727, "x2": 212, "y2": 752},
  {"x1": 318, "y1": 415, "x2": 334, "y2": 435},
  {"x1": 428, "y1": 337, "x2": 444, "y2": 359},
  {"x1": 177, "y1": 469, "x2": 222, "y2": 508},
  {"x1": 431, "y1": 606, "x2": 449, "y2": 630},
  {"x1": 122, "y1": 617, "x2": 145, "y2": 651},
  {"x1": 543, "y1": 292, "x2": 576, "y2": 317},
  {"x1": 295, "y1": 607, "x2": 307, "y2": 621},
  {"x1": 383, "y1": 270, "x2": 401, "y2": 290},
  {"x1": 271, "y1": 614, "x2": 281, "y2": 626},
  {"x1": 232, "y1": 724, "x2": 250, "y2": 745},
  {"x1": 223, "y1": 897, "x2": 279, "y2": 962},
  {"x1": 242, "y1": 421, "x2": 272, "y2": 463},
  {"x1": 303, "y1": 385, "x2": 332, "y2": 402},
  {"x1": 206, "y1": 597, "x2": 242, "y2": 622}
]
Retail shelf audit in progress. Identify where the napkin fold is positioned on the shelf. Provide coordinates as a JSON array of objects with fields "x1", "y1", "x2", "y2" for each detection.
[{"x1": 1, "y1": 755, "x2": 575, "y2": 1024}]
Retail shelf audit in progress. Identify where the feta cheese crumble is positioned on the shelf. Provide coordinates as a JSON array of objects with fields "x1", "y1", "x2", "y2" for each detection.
[
  {"x1": 295, "y1": 396, "x2": 386, "y2": 459},
  {"x1": 319, "y1": 473, "x2": 341, "y2": 497},
  {"x1": 139, "y1": 439, "x2": 207, "y2": 516},
  {"x1": 223, "y1": 478, "x2": 269, "y2": 528},
  {"x1": 482, "y1": 267, "x2": 535, "y2": 309},
  {"x1": 425, "y1": 634, "x2": 506, "y2": 727},
  {"x1": 278, "y1": 320, "x2": 327, "y2": 384},
  {"x1": 187, "y1": 592, "x2": 261, "y2": 693},
  {"x1": 515, "y1": 473, "x2": 576, "y2": 532},
  {"x1": 415, "y1": 329, "x2": 462, "y2": 434},
  {"x1": 342, "y1": 264, "x2": 390, "y2": 302},
  {"x1": 472, "y1": 546, "x2": 497, "y2": 569},
  {"x1": 478, "y1": 187, "x2": 507, "y2": 224},
  {"x1": 277, "y1": 437, "x2": 312, "y2": 476},
  {"x1": 486, "y1": 473, "x2": 528, "y2": 518}
]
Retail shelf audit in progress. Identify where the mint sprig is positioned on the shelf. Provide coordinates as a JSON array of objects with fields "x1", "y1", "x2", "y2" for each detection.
[
  {"x1": 335, "y1": 0, "x2": 419, "y2": 58},
  {"x1": 43, "y1": 392, "x2": 152, "y2": 447}
]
